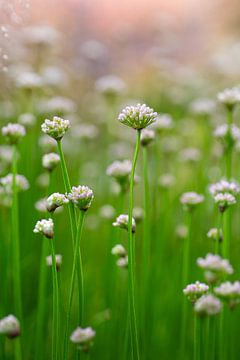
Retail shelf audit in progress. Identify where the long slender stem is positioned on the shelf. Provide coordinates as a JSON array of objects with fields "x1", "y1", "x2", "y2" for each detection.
[
  {"x1": 194, "y1": 314, "x2": 199, "y2": 360},
  {"x1": 63, "y1": 211, "x2": 85, "y2": 360},
  {"x1": 226, "y1": 107, "x2": 233, "y2": 180},
  {"x1": 128, "y1": 129, "x2": 141, "y2": 360},
  {"x1": 50, "y1": 237, "x2": 59, "y2": 360},
  {"x1": 12, "y1": 144, "x2": 22, "y2": 360},
  {"x1": 180, "y1": 211, "x2": 192, "y2": 357}
]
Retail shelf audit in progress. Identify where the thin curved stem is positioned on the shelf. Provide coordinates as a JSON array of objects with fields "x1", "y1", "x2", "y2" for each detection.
[
  {"x1": 63, "y1": 211, "x2": 85, "y2": 360},
  {"x1": 128, "y1": 129, "x2": 141, "y2": 360},
  {"x1": 12, "y1": 144, "x2": 22, "y2": 360}
]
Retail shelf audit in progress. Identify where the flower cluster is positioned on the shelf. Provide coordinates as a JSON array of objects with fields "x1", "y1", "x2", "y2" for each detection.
[
  {"x1": 214, "y1": 192, "x2": 236, "y2": 212},
  {"x1": 217, "y1": 87, "x2": 240, "y2": 109},
  {"x1": 46, "y1": 254, "x2": 62, "y2": 271},
  {"x1": 41, "y1": 116, "x2": 70, "y2": 140},
  {"x1": 46, "y1": 192, "x2": 69, "y2": 212},
  {"x1": 42, "y1": 152, "x2": 60, "y2": 172},
  {"x1": 113, "y1": 214, "x2": 136, "y2": 233},
  {"x1": 0, "y1": 174, "x2": 29, "y2": 194},
  {"x1": 107, "y1": 160, "x2": 132, "y2": 190},
  {"x1": 33, "y1": 218, "x2": 54, "y2": 239},
  {"x1": 183, "y1": 281, "x2": 209, "y2": 303},
  {"x1": 214, "y1": 281, "x2": 240, "y2": 309},
  {"x1": 214, "y1": 124, "x2": 240, "y2": 144},
  {"x1": 70, "y1": 326, "x2": 96, "y2": 352},
  {"x1": 194, "y1": 294, "x2": 222, "y2": 316},
  {"x1": 0, "y1": 315, "x2": 20, "y2": 338},
  {"x1": 140, "y1": 129, "x2": 155, "y2": 146},
  {"x1": 118, "y1": 104, "x2": 158, "y2": 130},
  {"x1": 111, "y1": 244, "x2": 128, "y2": 268},
  {"x1": 151, "y1": 114, "x2": 173, "y2": 132},
  {"x1": 209, "y1": 179, "x2": 240, "y2": 197},
  {"x1": 197, "y1": 253, "x2": 233, "y2": 282},
  {"x1": 180, "y1": 192, "x2": 204, "y2": 212},
  {"x1": 68, "y1": 186, "x2": 94, "y2": 211},
  {"x1": 2, "y1": 123, "x2": 26, "y2": 144}
]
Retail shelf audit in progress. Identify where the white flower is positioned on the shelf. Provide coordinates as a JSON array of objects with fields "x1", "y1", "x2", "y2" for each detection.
[
  {"x1": 113, "y1": 214, "x2": 136, "y2": 233},
  {"x1": 46, "y1": 193, "x2": 69, "y2": 212},
  {"x1": 209, "y1": 179, "x2": 240, "y2": 197},
  {"x1": 18, "y1": 113, "x2": 36, "y2": 128},
  {"x1": 214, "y1": 192, "x2": 236, "y2": 212},
  {"x1": 42, "y1": 152, "x2": 60, "y2": 172},
  {"x1": 116, "y1": 256, "x2": 128, "y2": 268},
  {"x1": 70, "y1": 326, "x2": 96, "y2": 351},
  {"x1": 95, "y1": 75, "x2": 126, "y2": 96},
  {"x1": 133, "y1": 207, "x2": 144, "y2": 223},
  {"x1": 183, "y1": 281, "x2": 209, "y2": 303},
  {"x1": 118, "y1": 103, "x2": 158, "y2": 130},
  {"x1": 194, "y1": 295, "x2": 222, "y2": 316},
  {"x1": 0, "y1": 174, "x2": 29, "y2": 194},
  {"x1": 46, "y1": 254, "x2": 62, "y2": 271},
  {"x1": 41, "y1": 116, "x2": 70, "y2": 140},
  {"x1": 99, "y1": 205, "x2": 116, "y2": 220},
  {"x1": 107, "y1": 160, "x2": 132, "y2": 190},
  {"x1": 71, "y1": 124, "x2": 99, "y2": 140},
  {"x1": 33, "y1": 218, "x2": 54, "y2": 239},
  {"x1": 0, "y1": 315, "x2": 20, "y2": 338},
  {"x1": 16, "y1": 71, "x2": 43, "y2": 90},
  {"x1": 111, "y1": 244, "x2": 126, "y2": 257},
  {"x1": 22, "y1": 25, "x2": 59, "y2": 47},
  {"x1": 214, "y1": 281, "x2": 240, "y2": 301},
  {"x1": 0, "y1": 145, "x2": 13, "y2": 164},
  {"x1": 197, "y1": 253, "x2": 233, "y2": 277},
  {"x1": 158, "y1": 174, "x2": 176, "y2": 188},
  {"x1": 68, "y1": 186, "x2": 94, "y2": 211},
  {"x1": 140, "y1": 129, "x2": 155, "y2": 146},
  {"x1": 2, "y1": 123, "x2": 26, "y2": 144},
  {"x1": 179, "y1": 148, "x2": 202, "y2": 162},
  {"x1": 180, "y1": 192, "x2": 204, "y2": 211},
  {"x1": 38, "y1": 96, "x2": 76, "y2": 114},
  {"x1": 214, "y1": 124, "x2": 240, "y2": 143},
  {"x1": 35, "y1": 198, "x2": 47, "y2": 213},
  {"x1": 190, "y1": 98, "x2": 216, "y2": 116},
  {"x1": 217, "y1": 87, "x2": 240, "y2": 108},
  {"x1": 151, "y1": 114, "x2": 173, "y2": 132},
  {"x1": 207, "y1": 228, "x2": 220, "y2": 241},
  {"x1": 176, "y1": 224, "x2": 188, "y2": 238}
]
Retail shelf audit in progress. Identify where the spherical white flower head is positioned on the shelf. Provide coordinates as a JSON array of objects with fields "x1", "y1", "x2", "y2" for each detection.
[
  {"x1": 194, "y1": 294, "x2": 222, "y2": 316},
  {"x1": 68, "y1": 186, "x2": 94, "y2": 211},
  {"x1": 35, "y1": 198, "x2": 47, "y2": 213},
  {"x1": 0, "y1": 315, "x2": 20, "y2": 338},
  {"x1": 18, "y1": 113, "x2": 36, "y2": 128},
  {"x1": 0, "y1": 174, "x2": 29, "y2": 194},
  {"x1": 190, "y1": 98, "x2": 216, "y2": 116},
  {"x1": 16, "y1": 71, "x2": 43, "y2": 90},
  {"x1": 38, "y1": 135, "x2": 56, "y2": 152},
  {"x1": 0, "y1": 145, "x2": 13, "y2": 164},
  {"x1": 214, "y1": 281, "x2": 240, "y2": 302},
  {"x1": 179, "y1": 148, "x2": 202, "y2": 163},
  {"x1": 197, "y1": 253, "x2": 233, "y2": 277},
  {"x1": 180, "y1": 192, "x2": 204, "y2": 212},
  {"x1": 207, "y1": 228, "x2": 219, "y2": 241},
  {"x1": 183, "y1": 281, "x2": 209, "y2": 303},
  {"x1": 95, "y1": 75, "x2": 126, "y2": 96},
  {"x1": 22, "y1": 25, "x2": 59, "y2": 47},
  {"x1": 46, "y1": 254, "x2": 62, "y2": 271},
  {"x1": 118, "y1": 103, "x2": 158, "y2": 130},
  {"x1": 113, "y1": 214, "x2": 136, "y2": 233},
  {"x1": 111, "y1": 244, "x2": 126, "y2": 257},
  {"x1": 150, "y1": 114, "x2": 173, "y2": 133},
  {"x1": 46, "y1": 192, "x2": 69, "y2": 212},
  {"x1": 140, "y1": 129, "x2": 155, "y2": 146},
  {"x1": 42, "y1": 152, "x2": 60, "y2": 172},
  {"x1": 158, "y1": 174, "x2": 176, "y2": 188},
  {"x1": 33, "y1": 218, "x2": 54, "y2": 239},
  {"x1": 70, "y1": 326, "x2": 96, "y2": 351},
  {"x1": 2, "y1": 123, "x2": 26, "y2": 144},
  {"x1": 107, "y1": 160, "x2": 132, "y2": 190},
  {"x1": 217, "y1": 87, "x2": 240, "y2": 109},
  {"x1": 209, "y1": 179, "x2": 240, "y2": 197},
  {"x1": 99, "y1": 205, "x2": 116, "y2": 220},
  {"x1": 214, "y1": 192, "x2": 236, "y2": 212},
  {"x1": 117, "y1": 256, "x2": 128, "y2": 268},
  {"x1": 41, "y1": 116, "x2": 70, "y2": 140},
  {"x1": 214, "y1": 124, "x2": 240, "y2": 143}
]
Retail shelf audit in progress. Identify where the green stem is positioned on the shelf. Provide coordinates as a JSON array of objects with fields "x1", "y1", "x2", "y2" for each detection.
[
  {"x1": 180, "y1": 212, "x2": 192, "y2": 357},
  {"x1": 63, "y1": 211, "x2": 85, "y2": 360},
  {"x1": 12, "y1": 144, "x2": 22, "y2": 360},
  {"x1": 216, "y1": 212, "x2": 223, "y2": 255},
  {"x1": 50, "y1": 238, "x2": 59, "y2": 360},
  {"x1": 128, "y1": 129, "x2": 141, "y2": 360},
  {"x1": 194, "y1": 314, "x2": 199, "y2": 360},
  {"x1": 226, "y1": 108, "x2": 233, "y2": 179}
]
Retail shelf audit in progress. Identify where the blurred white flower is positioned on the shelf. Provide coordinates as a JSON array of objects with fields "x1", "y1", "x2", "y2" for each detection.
[
  {"x1": 183, "y1": 281, "x2": 209, "y2": 303},
  {"x1": 113, "y1": 214, "x2": 136, "y2": 233},
  {"x1": 194, "y1": 294, "x2": 222, "y2": 316},
  {"x1": 0, "y1": 315, "x2": 20, "y2": 338}
]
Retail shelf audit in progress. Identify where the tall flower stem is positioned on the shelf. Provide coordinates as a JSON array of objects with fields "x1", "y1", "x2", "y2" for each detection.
[
  {"x1": 12, "y1": 144, "x2": 22, "y2": 360},
  {"x1": 63, "y1": 210, "x2": 85, "y2": 360},
  {"x1": 50, "y1": 236, "x2": 60, "y2": 360},
  {"x1": 128, "y1": 129, "x2": 141, "y2": 360},
  {"x1": 180, "y1": 211, "x2": 192, "y2": 357},
  {"x1": 35, "y1": 175, "x2": 53, "y2": 360},
  {"x1": 193, "y1": 314, "x2": 200, "y2": 360},
  {"x1": 216, "y1": 212, "x2": 223, "y2": 255},
  {"x1": 226, "y1": 108, "x2": 233, "y2": 180}
]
